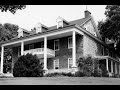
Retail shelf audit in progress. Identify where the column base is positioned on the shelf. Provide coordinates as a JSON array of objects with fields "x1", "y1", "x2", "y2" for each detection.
[
  {"x1": 43, "y1": 68, "x2": 48, "y2": 75},
  {"x1": 71, "y1": 66, "x2": 78, "y2": 74}
]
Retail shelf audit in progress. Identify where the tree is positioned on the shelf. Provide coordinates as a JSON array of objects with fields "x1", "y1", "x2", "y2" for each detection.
[
  {"x1": 0, "y1": 23, "x2": 18, "y2": 73},
  {"x1": 13, "y1": 54, "x2": 44, "y2": 77},
  {"x1": 98, "y1": 5, "x2": 120, "y2": 54},
  {"x1": 0, "y1": 5, "x2": 26, "y2": 14},
  {"x1": 0, "y1": 23, "x2": 18, "y2": 42}
]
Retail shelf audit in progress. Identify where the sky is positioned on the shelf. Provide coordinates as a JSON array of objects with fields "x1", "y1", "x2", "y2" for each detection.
[{"x1": 0, "y1": 5, "x2": 106, "y2": 31}]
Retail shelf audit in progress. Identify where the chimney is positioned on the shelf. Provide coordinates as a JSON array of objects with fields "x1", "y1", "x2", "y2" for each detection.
[{"x1": 84, "y1": 10, "x2": 91, "y2": 18}]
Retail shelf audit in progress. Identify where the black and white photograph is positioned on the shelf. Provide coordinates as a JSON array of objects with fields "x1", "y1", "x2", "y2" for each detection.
[{"x1": 0, "y1": 5, "x2": 120, "y2": 85}]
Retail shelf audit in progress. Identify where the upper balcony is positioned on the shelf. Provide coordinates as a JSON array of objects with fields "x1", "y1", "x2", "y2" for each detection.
[{"x1": 23, "y1": 48, "x2": 55, "y2": 58}]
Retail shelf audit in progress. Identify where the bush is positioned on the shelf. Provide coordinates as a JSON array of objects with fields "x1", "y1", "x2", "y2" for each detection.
[
  {"x1": 77, "y1": 55, "x2": 99, "y2": 77},
  {"x1": 44, "y1": 72, "x2": 74, "y2": 77},
  {"x1": 13, "y1": 53, "x2": 44, "y2": 77},
  {"x1": 100, "y1": 64, "x2": 109, "y2": 77},
  {"x1": 75, "y1": 71, "x2": 85, "y2": 77},
  {"x1": 91, "y1": 69, "x2": 102, "y2": 77}
]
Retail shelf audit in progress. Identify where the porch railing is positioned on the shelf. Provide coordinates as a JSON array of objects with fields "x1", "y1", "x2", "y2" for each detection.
[{"x1": 23, "y1": 48, "x2": 55, "y2": 56}]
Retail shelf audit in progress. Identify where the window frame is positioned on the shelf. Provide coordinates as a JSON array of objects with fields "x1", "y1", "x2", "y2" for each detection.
[
  {"x1": 68, "y1": 37, "x2": 72, "y2": 49},
  {"x1": 101, "y1": 45, "x2": 104, "y2": 55},
  {"x1": 41, "y1": 42, "x2": 44, "y2": 48},
  {"x1": 106, "y1": 48, "x2": 109, "y2": 56},
  {"x1": 68, "y1": 58, "x2": 73, "y2": 68},
  {"x1": 18, "y1": 47, "x2": 21, "y2": 57},
  {"x1": 54, "y1": 39, "x2": 59, "y2": 51},
  {"x1": 53, "y1": 59, "x2": 59, "y2": 69}
]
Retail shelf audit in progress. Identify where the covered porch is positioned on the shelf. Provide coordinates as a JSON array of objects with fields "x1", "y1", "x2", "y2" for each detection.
[
  {"x1": 95, "y1": 56, "x2": 120, "y2": 76},
  {"x1": 0, "y1": 27, "x2": 84, "y2": 74}
]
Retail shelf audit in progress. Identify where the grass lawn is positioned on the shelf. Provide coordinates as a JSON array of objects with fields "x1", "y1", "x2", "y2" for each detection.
[{"x1": 0, "y1": 77, "x2": 120, "y2": 85}]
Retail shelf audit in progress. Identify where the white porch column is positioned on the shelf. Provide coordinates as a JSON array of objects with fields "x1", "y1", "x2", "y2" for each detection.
[
  {"x1": 0, "y1": 46, "x2": 4, "y2": 73},
  {"x1": 111, "y1": 60, "x2": 113, "y2": 73},
  {"x1": 44, "y1": 36, "x2": 47, "y2": 70},
  {"x1": 72, "y1": 31, "x2": 77, "y2": 68},
  {"x1": 119, "y1": 63, "x2": 120, "y2": 75},
  {"x1": 21, "y1": 41, "x2": 24, "y2": 55},
  {"x1": 115, "y1": 62, "x2": 117, "y2": 74},
  {"x1": 106, "y1": 58, "x2": 109, "y2": 71}
]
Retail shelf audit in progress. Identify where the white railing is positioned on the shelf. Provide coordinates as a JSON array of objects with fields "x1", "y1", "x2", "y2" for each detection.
[
  {"x1": 47, "y1": 48, "x2": 55, "y2": 56},
  {"x1": 23, "y1": 48, "x2": 55, "y2": 56}
]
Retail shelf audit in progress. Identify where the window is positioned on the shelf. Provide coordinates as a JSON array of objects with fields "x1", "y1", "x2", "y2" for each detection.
[
  {"x1": 41, "y1": 42, "x2": 44, "y2": 48},
  {"x1": 68, "y1": 37, "x2": 72, "y2": 48},
  {"x1": 106, "y1": 48, "x2": 109, "y2": 56},
  {"x1": 101, "y1": 45, "x2": 104, "y2": 55},
  {"x1": 68, "y1": 58, "x2": 73, "y2": 68},
  {"x1": 54, "y1": 39, "x2": 59, "y2": 51},
  {"x1": 18, "y1": 47, "x2": 21, "y2": 57},
  {"x1": 109, "y1": 51, "x2": 113, "y2": 58},
  {"x1": 58, "y1": 21, "x2": 63, "y2": 28},
  {"x1": 29, "y1": 44, "x2": 34, "y2": 49},
  {"x1": 54, "y1": 59, "x2": 59, "y2": 69}
]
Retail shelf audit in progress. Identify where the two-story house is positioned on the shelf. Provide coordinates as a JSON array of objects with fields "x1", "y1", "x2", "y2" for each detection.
[{"x1": 0, "y1": 10, "x2": 120, "y2": 76}]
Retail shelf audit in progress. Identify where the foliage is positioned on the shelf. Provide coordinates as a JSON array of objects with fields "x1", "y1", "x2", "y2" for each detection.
[
  {"x1": 0, "y1": 23, "x2": 18, "y2": 42},
  {"x1": 77, "y1": 55, "x2": 99, "y2": 77},
  {"x1": 99, "y1": 64, "x2": 109, "y2": 77},
  {"x1": 0, "y1": 23, "x2": 19, "y2": 73},
  {"x1": 0, "y1": 5, "x2": 26, "y2": 14},
  {"x1": 44, "y1": 72, "x2": 74, "y2": 77},
  {"x1": 98, "y1": 5, "x2": 120, "y2": 54},
  {"x1": 13, "y1": 53, "x2": 44, "y2": 77},
  {"x1": 74, "y1": 71, "x2": 85, "y2": 77}
]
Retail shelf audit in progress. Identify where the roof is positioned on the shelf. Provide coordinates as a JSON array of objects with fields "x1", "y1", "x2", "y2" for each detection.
[
  {"x1": 48, "y1": 16, "x2": 90, "y2": 31},
  {"x1": 0, "y1": 15, "x2": 92, "y2": 45}
]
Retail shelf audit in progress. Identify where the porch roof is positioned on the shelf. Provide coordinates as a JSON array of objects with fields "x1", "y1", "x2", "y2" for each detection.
[{"x1": 94, "y1": 56, "x2": 120, "y2": 62}]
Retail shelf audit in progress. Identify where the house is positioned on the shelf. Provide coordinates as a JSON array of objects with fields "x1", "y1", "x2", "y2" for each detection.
[{"x1": 0, "y1": 10, "x2": 120, "y2": 76}]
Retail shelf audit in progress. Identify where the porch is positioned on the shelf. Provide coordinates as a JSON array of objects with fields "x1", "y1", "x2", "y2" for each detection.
[
  {"x1": 95, "y1": 56, "x2": 120, "y2": 76},
  {"x1": 0, "y1": 27, "x2": 84, "y2": 74}
]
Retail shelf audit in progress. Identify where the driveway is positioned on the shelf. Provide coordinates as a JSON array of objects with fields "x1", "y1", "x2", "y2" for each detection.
[{"x1": 0, "y1": 77, "x2": 120, "y2": 85}]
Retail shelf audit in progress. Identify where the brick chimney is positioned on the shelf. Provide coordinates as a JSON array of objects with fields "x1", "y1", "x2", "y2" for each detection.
[{"x1": 84, "y1": 10, "x2": 91, "y2": 18}]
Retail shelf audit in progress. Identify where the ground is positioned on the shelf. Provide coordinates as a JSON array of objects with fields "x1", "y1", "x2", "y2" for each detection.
[{"x1": 0, "y1": 77, "x2": 120, "y2": 85}]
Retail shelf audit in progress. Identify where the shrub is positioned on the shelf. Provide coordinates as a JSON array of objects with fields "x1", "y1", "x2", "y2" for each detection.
[
  {"x1": 44, "y1": 72, "x2": 74, "y2": 77},
  {"x1": 91, "y1": 69, "x2": 102, "y2": 77},
  {"x1": 75, "y1": 71, "x2": 85, "y2": 77},
  {"x1": 100, "y1": 64, "x2": 109, "y2": 77},
  {"x1": 77, "y1": 55, "x2": 99, "y2": 77},
  {"x1": 13, "y1": 53, "x2": 44, "y2": 77}
]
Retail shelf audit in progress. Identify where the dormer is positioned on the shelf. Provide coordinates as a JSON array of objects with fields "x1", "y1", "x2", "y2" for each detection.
[
  {"x1": 17, "y1": 27, "x2": 23, "y2": 38},
  {"x1": 35, "y1": 22, "x2": 48, "y2": 33},
  {"x1": 56, "y1": 16, "x2": 69, "y2": 29}
]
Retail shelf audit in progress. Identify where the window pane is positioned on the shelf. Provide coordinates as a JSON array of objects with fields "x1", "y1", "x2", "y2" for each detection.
[
  {"x1": 54, "y1": 40, "x2": 59, "y2": 50},
  {"x1": 69, "y1": 58, "x2": 73, "y2": 68},
  {"x1": 41, "y1": 42, "x2": 44, "y2": 48},
  {"x1": 29, "y1": 44, "x2": 34, "y2": 49},
  {"x1": 68, "y1": 37, "x2": 72, "y2": 48},
  {"x1": 54, "y1": 59, "x2": 59, "y2": 69}
]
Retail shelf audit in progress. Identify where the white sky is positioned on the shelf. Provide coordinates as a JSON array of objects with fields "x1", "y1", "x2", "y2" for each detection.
[{"x1": 0, "y1": 5, "x2": 106, "y2": 31}]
